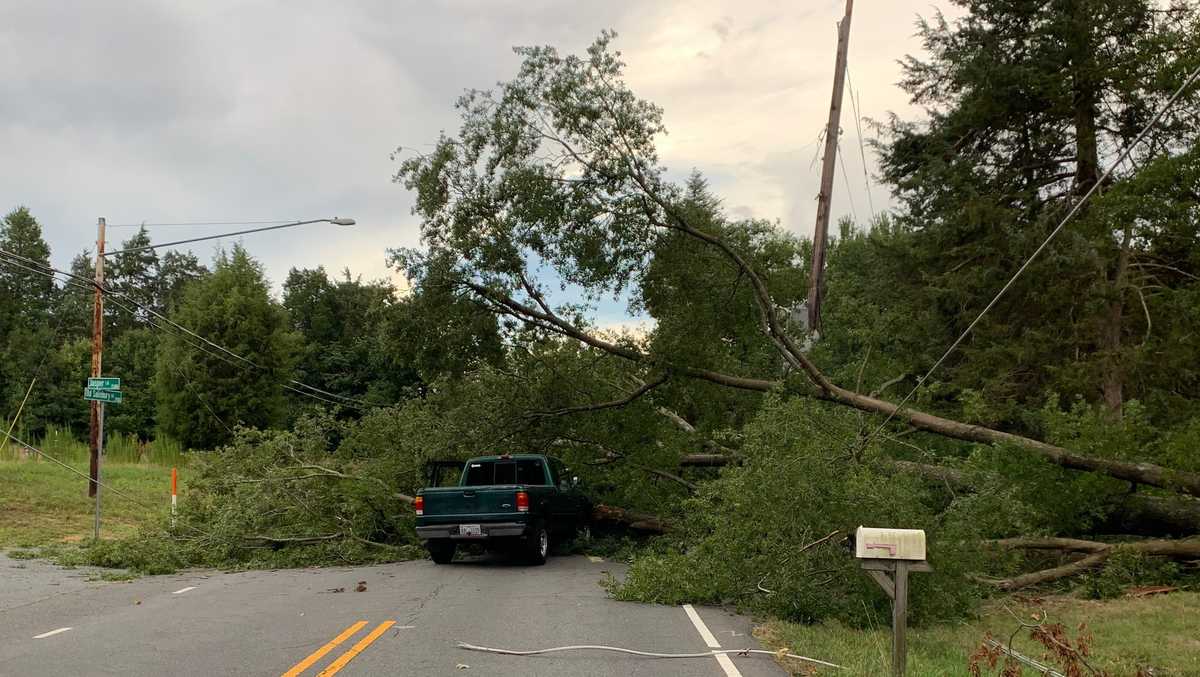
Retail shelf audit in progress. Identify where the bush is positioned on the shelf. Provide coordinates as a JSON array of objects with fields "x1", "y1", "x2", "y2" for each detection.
[{"x1": 43, "y1": 408, "x2": 435, "y2": 574}]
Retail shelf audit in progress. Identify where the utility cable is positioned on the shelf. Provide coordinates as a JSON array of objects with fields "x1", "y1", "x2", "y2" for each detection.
[
  {"x1": 837, "y1": 139, "x2": 859, "y2": 224},
  {"x1": 0, "y1": 255, "x2": 354, "y2": 417},
  {"x1": 456, "y1": 642, "x2": 844, "y2": 670},
  {"x1": 0, "y1": 251, "x2": 375, "y2": 410},
  {"x1": 859, "y1": 62, "x2": 1200, "y2": 451},
  {"x1": 845, "y1": 66, "x2": 877, "y2": 222},
  {"x1": 1, "y1": 427, "x2": 220, "y2": 542}
]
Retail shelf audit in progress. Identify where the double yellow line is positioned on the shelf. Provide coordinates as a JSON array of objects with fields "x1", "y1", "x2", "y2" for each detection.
[{"x1": 282, "y1": 620, "x2": 395, "y2": 677}]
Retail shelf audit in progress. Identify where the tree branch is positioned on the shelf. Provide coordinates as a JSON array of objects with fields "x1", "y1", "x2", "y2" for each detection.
[
  {"x1": 527, "y1": 371, "x2": 668, "y2": 419},
  {"x1": 460, "y1": 278, "x2": 1200, "y2": 498}
]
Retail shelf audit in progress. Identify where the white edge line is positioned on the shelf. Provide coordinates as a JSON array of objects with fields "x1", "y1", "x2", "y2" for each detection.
[
  {"x1": 682, "y1": 604, "x2": 744, "y2": 677},
  {"x1": 172, "y1": 586, "x2": 197, "y2": 595},
  {"x1": 33, "y1": 627, "x2": 72, "y2": 639}
]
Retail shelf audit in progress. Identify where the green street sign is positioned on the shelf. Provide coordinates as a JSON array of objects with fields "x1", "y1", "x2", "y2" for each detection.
[
  {"x1": 83, "y1": 387, "x2": 123, "y2": 404},
  {"x1": 88, "y1": 377, "x2": 121, "y2": 390}
]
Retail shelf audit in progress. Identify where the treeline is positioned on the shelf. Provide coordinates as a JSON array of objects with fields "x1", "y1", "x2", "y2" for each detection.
[{"x1": 0, "y1": 211, "x2": 501, "y2": 450}]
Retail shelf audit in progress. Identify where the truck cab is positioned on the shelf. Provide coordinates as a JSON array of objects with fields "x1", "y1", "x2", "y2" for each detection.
[{"x1": 414, "y1": 454, "x2": 591, "y2": 565}]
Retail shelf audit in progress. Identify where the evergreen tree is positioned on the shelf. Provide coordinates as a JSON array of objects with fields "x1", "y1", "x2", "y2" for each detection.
[
  {"x1": 109, "y1": 226, "x2": 159, "y2": 332},
  {"x1": 155, "y1": 250, "x2": 209, "y2": 315},
  {"x1": 0, "y1": 207, "x2": 53, "y2": 333},
  {"x1": 877, "y1": 0, "x2": 1200, "y2": 422},
  {"x1": 155, "y1": 245, "x2": 297, "y2": 449},
  {"x1": 55, "y1": 250, "x2": 96, "y2": 340},
  {"x1": 106, "y1": 328, "x2": 159, "y2": 441}
]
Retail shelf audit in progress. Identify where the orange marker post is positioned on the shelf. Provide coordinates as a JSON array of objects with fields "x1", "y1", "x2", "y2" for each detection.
[{"x1": 170, "y1": 467, "x2": 178, "y2": 528}]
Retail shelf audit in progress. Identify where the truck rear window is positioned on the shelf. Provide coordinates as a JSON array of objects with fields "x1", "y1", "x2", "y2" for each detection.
[{"x1": 463, "y1": 459, "x2": 546, "y2": 486}]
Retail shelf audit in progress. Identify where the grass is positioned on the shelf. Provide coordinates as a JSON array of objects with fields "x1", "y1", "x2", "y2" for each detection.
[
  {"x1": 0, "y1": 458, "x2": 183, "y2": 548},
  {"x1": 759, "y1": 592, "x2": 1200, "y2": 675},
  {"x1": 1, "y1": 425, "x2": 188, "y2": 466}
]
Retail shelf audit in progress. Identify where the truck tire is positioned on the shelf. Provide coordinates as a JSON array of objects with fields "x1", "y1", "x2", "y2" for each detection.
[
  {"x1": 525, "y1": 525, "x2": 549, "y2": 565},
  {"x1": 428, "y1": 540, "x2": 456, "y2": 565}
]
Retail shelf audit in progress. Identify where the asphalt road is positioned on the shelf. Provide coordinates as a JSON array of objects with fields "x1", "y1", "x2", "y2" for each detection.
[{"x1": 0, "y1": 552, "x2": 790, "y2": 676}]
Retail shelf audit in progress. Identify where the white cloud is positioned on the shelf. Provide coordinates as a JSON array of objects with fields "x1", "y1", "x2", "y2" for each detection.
[{"x1": 1, "y1": 1, "x2": 961, "y2": 302}]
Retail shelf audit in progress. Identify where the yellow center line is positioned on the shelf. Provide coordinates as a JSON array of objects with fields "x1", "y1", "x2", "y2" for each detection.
[
  {"x1": 316, "y1": 620, "x2": 396, "y2": 677},
  {"x1": 281, "y1": 620, "x2": 368, "y2": 677}
]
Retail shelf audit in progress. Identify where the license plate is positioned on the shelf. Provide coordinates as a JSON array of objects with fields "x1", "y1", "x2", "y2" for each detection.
[{"x1": 459, "y1": 524, "x2": 482, "y2": 537}]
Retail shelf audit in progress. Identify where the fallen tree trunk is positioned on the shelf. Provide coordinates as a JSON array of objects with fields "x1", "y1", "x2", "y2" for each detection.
[
  {"x1": 985, "y1": 537, "x2": 1200, "y2": 590},
  {"x1": 243, "y1": 533, "x2": 344, "y2": 547},
  {"x1": 592, "y1": 504, "x2": 668, "y2": 534},
  {"x1": 680, "y1": 453, "x2": 739, "y2": 467},
  {"x1": 466, "y1": 282, "x2": 1200, "y2": 499},
  {"x1": 887, "y1": 460, "x2": 1200, "y2": 536},
  {"x1": 1104, "y1": 494, "x2": 1200, "y2": 536}
]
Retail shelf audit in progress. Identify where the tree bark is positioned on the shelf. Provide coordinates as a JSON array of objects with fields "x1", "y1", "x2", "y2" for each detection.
[
  {"x1": 986, "y1": 537, "x2": 1200, "y2": 590},
  {"x1": 592, "y1": 504, "x2": 668, "y2": 533},
  {"x1": 889, "y1": 460, "x2": 1200, "y2": 535}
]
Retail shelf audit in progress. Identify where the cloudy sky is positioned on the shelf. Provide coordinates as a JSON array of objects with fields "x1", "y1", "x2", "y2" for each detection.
[{"x1": 2, "y1": 0, "x2": 960, "y2": 315}]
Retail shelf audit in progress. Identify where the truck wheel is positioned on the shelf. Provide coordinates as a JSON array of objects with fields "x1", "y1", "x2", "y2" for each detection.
[
  {"x1": 428, "y1": 540, "x2": 456, "y2": 565},
  {"x1": 525, "y1": 525, "x2": 549, "y2": 565}
]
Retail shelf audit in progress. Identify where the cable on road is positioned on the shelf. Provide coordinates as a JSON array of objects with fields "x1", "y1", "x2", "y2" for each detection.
[{"x1": 455, "y1": 642, "x2": 844, "y2": 670}]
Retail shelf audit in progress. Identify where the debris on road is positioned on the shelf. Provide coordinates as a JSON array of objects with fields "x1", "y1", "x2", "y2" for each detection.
[{"x1": 355, "y1": 581, "x2": 367, "y2": 592}]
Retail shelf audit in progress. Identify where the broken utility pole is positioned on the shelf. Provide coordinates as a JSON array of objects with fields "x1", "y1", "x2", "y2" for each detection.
[{"x1": 806, "y1": 0, "x2": 854, "y2": 337}]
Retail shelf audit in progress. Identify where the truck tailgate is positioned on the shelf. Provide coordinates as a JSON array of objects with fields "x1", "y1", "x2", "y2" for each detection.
[{"x1": 419, "y1": 486, "x2": 525, "y2": 521}]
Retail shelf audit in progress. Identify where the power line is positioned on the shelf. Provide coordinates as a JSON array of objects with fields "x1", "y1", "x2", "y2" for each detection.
[
  {"x1": 844, "y1": 65, "x2": 877, "y2": 223},
  {"x1": 860, "y1": 62, "x2": 1200, "y2": 451},
  {"x1": 0, "y1": 251, "x2": 376, "y2": 410},
  {"x1": 0, "y1": 427, "x2": 220, "y2": 541},
  {"x1": 837, "y1": 139, "x2": 859, "y2": 224}
]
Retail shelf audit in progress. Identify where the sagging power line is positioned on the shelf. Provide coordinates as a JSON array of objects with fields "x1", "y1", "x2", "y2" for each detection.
[
  {"x1": 859, "y1": 61, "x2": 1200, "y2": 452},
  {"x1": 0, "y1": 249, "x2": 378, "y2": 411}
]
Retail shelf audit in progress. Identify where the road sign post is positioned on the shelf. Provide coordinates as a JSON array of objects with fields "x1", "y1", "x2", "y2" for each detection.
[
  {"x1": 84, "y1": 378, "x2": 121, "y2": 540},
  {"x1": 94, "y1": 402, "x2": 104, "y2": 540}
]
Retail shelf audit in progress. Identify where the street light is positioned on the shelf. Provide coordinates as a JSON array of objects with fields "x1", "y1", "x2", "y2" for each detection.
[{"x1": 102, "y1": 217, "x2": 357, "y2": 257}]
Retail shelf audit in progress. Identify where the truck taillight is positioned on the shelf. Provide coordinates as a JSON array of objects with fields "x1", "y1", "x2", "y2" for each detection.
[
  {"x1": 516, "y1": 491, "x2": 529, "y2": 512},
  {"x1": 414, "y1": 495, "x2": 424, "y2": 516}
]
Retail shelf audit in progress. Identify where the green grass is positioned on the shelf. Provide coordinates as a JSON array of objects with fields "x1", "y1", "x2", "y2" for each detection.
[
  {"x1": 1, "y1": 426, "x2": 188, "y2": 466},
  {"x1": 760, "y1": 593, "x2": 1200, "y2": 675},
  {"x1": 0, "y1": 459, "x2": 183, "y2": 548}
]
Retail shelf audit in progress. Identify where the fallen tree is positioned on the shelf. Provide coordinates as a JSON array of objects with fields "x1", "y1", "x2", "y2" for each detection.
[
  {"x1": 395, "y1": 34, "x2": 1200, "y2": 500},
  {"x1": 984, "y1": 537, "x2": 1200, "y2": 590}
]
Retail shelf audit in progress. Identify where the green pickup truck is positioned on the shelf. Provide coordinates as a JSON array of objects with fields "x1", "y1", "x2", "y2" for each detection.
[{"x1": 414, "y1": 454, "x2": 591, "y2": 565}]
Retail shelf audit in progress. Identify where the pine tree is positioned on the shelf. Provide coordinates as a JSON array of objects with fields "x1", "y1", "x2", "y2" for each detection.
[
  {"x1": 109, "y1": 226, "x2": 159, "y2": 333},
  {"x1": 154, "y1": 245, "x2": 297, "y2": 449},
  {"x1": 877, "y1": 0, "x2": 1200, "y2": 421},
  {"x1": 0, "y1": 207, "x2": 53, "y2": 333}
]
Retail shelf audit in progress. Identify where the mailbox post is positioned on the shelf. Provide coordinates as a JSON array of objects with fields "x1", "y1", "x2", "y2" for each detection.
[{"x1": 855, "y1": 526, "x2": 931, "y2": 677}]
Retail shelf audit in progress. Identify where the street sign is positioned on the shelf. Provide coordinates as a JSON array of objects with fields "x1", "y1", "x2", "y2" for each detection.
[
  {"x1": 83, "y1": 387, "x2": 123, "y2": 404},
  {"x1": 88, "y1": 377, "x2": 121, "y2": 390}
]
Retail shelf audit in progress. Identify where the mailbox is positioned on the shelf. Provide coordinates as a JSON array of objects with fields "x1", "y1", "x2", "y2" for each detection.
[{"x1": 855, "y1": 526, "x2": 926, "y2": 561}]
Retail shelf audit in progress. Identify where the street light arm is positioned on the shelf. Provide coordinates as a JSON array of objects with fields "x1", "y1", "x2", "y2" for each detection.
[{"x1": 102, "y1": 218, "x2": 355, "y2": 257}]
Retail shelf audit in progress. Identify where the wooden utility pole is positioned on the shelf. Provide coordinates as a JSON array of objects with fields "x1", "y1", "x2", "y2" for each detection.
[
  {"x1": 88, "y1": 217, "x2": 105, "y2": 498},
  {"x1": 806, "y1": 0, "x2": 854, "y2": 336}
]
